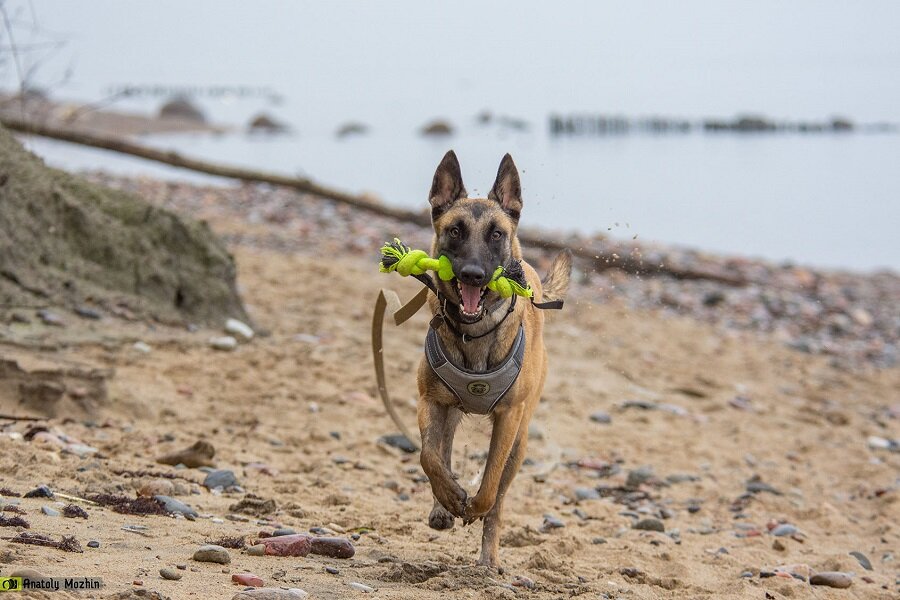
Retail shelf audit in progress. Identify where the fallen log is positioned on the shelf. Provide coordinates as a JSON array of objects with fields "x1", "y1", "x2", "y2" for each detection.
[{"x1": 2, "y1": 116, "x2": 746, "y2": 286}]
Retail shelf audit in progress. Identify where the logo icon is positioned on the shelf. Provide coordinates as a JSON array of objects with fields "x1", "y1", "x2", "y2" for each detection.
[
  {"x1": 0, "y1": 577, "x2": 22, "y2": 592},
  {"x1": 467, "y1": 381, "x2": 490, "y2": 396}
]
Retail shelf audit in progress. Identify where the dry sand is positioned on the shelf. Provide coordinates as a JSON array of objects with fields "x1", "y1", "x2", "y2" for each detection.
[{"x1": 1, "y1": 182, "x2": 899, "y2": 600}]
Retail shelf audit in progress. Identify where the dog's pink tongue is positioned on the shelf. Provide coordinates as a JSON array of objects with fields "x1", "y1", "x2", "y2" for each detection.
[{"x1": 459, "y1": 283, "x2": 482, "y2": 313}]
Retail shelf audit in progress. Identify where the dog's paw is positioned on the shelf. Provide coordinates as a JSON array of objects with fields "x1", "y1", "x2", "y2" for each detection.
[
  {"x1": 434, "y1": 483, "x2": 467, "y2": 518},
  {"x1": 428, "y1": 503, "x2": 455, "y2": 530},
  {"x1": 462, "y1": 493, "x2": 493, "y2": 524}
]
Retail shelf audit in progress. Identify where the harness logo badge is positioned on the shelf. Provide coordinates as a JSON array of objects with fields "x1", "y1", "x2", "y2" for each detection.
[{"x1": 467, "y1": 381, "x2": 491, "y2": 396}]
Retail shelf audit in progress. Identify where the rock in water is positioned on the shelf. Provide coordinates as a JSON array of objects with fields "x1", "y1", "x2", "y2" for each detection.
[
  {"x1": 309, "y1": 537, "x2": 355, "y2": 559},
  {"x1": 193, "y1": 544, "x2": 231, "y2": 564},
  {"x1": 809, "y1": 572, "x2": 852, "y2": 588}
]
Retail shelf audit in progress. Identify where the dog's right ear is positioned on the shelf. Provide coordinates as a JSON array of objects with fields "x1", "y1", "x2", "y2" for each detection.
[{"x1": 429, "y1": 150, "x2": 467, "y2": 218}]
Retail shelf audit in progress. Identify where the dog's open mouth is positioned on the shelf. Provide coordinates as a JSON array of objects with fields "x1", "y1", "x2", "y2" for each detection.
[{"x1": 456, "y1": 280, "x2": 487, "y2": 322}]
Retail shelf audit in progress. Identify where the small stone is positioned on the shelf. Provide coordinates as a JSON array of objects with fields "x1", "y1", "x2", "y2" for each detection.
[
  {"x1": 272, "y1": 527, "x2": 296, "y2": 537},
  {"x1": 541, "y1": 514, "x2": 565, "y2": 531},
  {"x1": 740, "y1": 571, "x2": 753, "y2": 578},
  {"x1": 160, "y1": 567, "x2": 183, "y2": 581},
  {"x1": 247, "y1": 544, "x2": 266, "y2": 556},
  {"x1": 574, "y1": 487, "x2": 600, "y2": 501},
  {"x1": 592, "y1": 537, "x2": 607, "y2": 544},
  {"x1": 176, "y1": 564, "x2": 187, "y2": 570},
  {"x1": 74, "y1": 306, "x2": 102, "y2": 320},
  {"x1": 37, "y1": 309, "x2": 65, "y2": 327},
  {"x1": 209, "y1": 336, "x2": 238, "y2": 351},
  {"x1": 512, "y1": 575, "x2": 535, "y2": 589},
  {"x1": 348, "y1": 582, "x2": 375, "y2": 593},
  {"x1": 132, "y1": 341, "x2": 152, "y2": 354},
  {"x1": 138, "y1": 478, "x2": 175, "y2": 497},
  {"x1": 633, "y1": 518, "x2": 665, "y2": 532},
  {"x1": 156, "y1": 495, "x2": 198, "y2": 519},
  {"x1": 41, "y1": 505, "x2": 60, "y2": 516},
  {"x1": 193, "y1": 544, "x2": 231, "y2": 564},
  {"x1": 746, "y1": 476, "x2": 782, "y2": 495},
  {"x1": 232, "y1": 588, "x2": 309, "y2": 600},
  {"x1": 626, "y1": 467, "x2": 654, "y2": 489},
  {"x1": 309, "y1": 537, "x2": 355, "y2": 559},
  {"x1": 232, "y1": 573, "x2": 265, "y2": 587},
  {"x1": 225, "y1": 318, "x2": 255, "y2": 340},
  {"x1": 589, "y1": 411, "x2": 612, "y2": 424},
  {"x1": 86, "y1": 540, "x2": 100, "y2": 548},
  {"x1": 204, "y1": 469, "x2": 239, "y2": 490},
  {"x1": 378, "y1": 434, "x2": 417, "y2": 453},
  {"x1": 771, "y1": 524, "x2": 797, "y2": 537},
  {"x1": 157, "y1": 440, "x2": 216, "y2": 468},
  {"x1": 133, "y1": 579, "x2": 143, "y2": 586},
  {"x1": 325, "y1": 566, "x2": 340, "y2": 575},
  {"x1": 850, "y1": 551, "x2": 873, "y2": 571},
  {"x1": 809, "y1": 572, "x2": 852, "y2": 588},
  {"x1": 257, "y1": 533, "x2": 312, "y2": 557},
  {"x1": 24, "y1": 485, "x2": 53, "y2": 498},
  {"x1": 772, "y1": 539, "x2": 786, "y2": 551}
]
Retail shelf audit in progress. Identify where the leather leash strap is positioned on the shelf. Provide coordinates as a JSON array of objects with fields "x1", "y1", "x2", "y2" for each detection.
[{"x1": 371, "y1": 286, "x2": 430, "y2": 450}]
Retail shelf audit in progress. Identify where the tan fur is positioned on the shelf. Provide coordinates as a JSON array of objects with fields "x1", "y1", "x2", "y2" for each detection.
[{"x1": 416, "y1": 151, "x2": 571, "y2": 569}]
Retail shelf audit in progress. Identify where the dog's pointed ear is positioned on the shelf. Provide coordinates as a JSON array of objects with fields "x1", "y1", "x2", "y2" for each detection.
[
  {"x1": 429, "y1": 150, "x2": 467, "y2": 217},
  {"x1": 488, "y1": 153, "x2": 522, "y2": 221}
]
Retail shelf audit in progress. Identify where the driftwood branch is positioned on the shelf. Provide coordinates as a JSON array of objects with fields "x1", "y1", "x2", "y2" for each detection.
[{"x1": 1, "y1": 117, "x2": 746, "y2": 286}]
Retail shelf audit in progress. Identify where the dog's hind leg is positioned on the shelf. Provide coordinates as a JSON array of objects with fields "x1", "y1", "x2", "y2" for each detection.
[
  {"x1": 428, "y1": 406, "x2": 463, "y2": 530},
  {"x1": 419, "y1": 400, "x2": 468, "y2": 518},
  {"x1": 477, "y1": 424, "x2": 528, "y2": 570}
]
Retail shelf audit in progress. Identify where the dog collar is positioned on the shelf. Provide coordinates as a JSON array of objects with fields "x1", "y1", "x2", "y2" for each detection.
[{"x1": 424, "y1": 325, "x2": 525, "y2": 415}]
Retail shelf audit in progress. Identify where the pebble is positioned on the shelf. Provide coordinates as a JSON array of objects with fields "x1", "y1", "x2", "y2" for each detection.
[
  {"x1": 203, "y1": 469, "x2": 239, "y2": 490},
  {"x1": 770, "y1": 524, "x2": 798, "y2": 537},
  {"x1": 37, "y1": 309, "x2": 65, "y2": 326},
  {"x1": 232, "y1": 589, "x2": 309, "y2": 600},
  {"x1": 809, "y1": 572, "x2": 852, "y2": 588},
  {"x1": 574, "y1": 487, "x2": 600, "y2": 501},
  {"x1": 511, "y1": 575, "x2": 535, "y2": 589},
  {"x1": 378, "y1": 434, "x2": 417, "y2": 453},
  {"x1": 132, "y1": 341, "x2": 152, "y2": 353},
  {"x1": 850, "y1": 551, "x2": 873, "y2": 571},
  {"x1": 746, "y1": 477, "x2": 782, "y2": 495},
  {"x1": 626, "y1": 467, "x2": 654, "y2": 489},
  {"x1": 87, "y1": 540, "x2": 100, "y2": 548},
  {"x1": 160, "y1": 567, "x2": 183, "y2": 581},
  {"x1": 138, "y1": 478, "x2": 175, "y2": 497},
  {"x1": 157, "y1": 440, "x2": 217, "y2": 468},
  {"x1": 592, "y1": 537, "x2": 607, "y2": 544},
  {"x1": 867, "y1": 436, "x2": 899, "y2": 452},
  {"x1": 740, "y1": 571, "x2": 753, "y2": 578},
  {"x1": 541, "y1": 514, "x2": 565, "y2": 531},
  {"x1": 193, "y1": 544, "x2": 232, "y2": 564},
  {"x1": 309, "y1": 537, "x2": 356, "y2": 559},
  {"x1": 225, "y1": 318, "x2": 255, "y2": 340},
  {"x1": 257, "y1": 534, "x2": 312, "y2": 557},
  {"x1": 247, "y1": 544, "x2": 266, "y2": 556},
  {"x1": 589, "y1": 411, "x2": 612, "y2": 424},
  {"x1": 156, "y1": 495, "x2": 198, "y2": 519},
  {"x1": 348, "y1": 582, "x2": 375, "y2": 593},
  {"x1": 74, "y1": 306, "x2": 102, "y2": 320},
  {"x1": 23, "y1": 485, "x2": 54, "y2": 498},
  {"x1": 325, "y1": 566, "x2": 340, "y2": 575},
  {"x1": 41, "y1": 505, "x2": 60, "y2": 516},
  {"x1": 272, "y1": 527, "x2": 297, "y2": 537},
  {"x1": 209, "y1": 336, "x2": 238, "y2": 351},
  {"x1": 232, "y1": 573, "x2": 265, "y2": 587},
  {"x1": 633, "y1": 518, "x2": 665, "y2": 532}
]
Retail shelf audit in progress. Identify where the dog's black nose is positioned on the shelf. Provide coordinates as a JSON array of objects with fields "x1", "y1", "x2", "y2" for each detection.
[{"x1": 458, "y1": 265, "x2": 487, "y2": 286}]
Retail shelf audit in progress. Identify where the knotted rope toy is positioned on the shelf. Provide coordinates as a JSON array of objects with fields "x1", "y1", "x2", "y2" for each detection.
[{"x1": 379, "y1": 238, "x2": 533, "y2": 299}]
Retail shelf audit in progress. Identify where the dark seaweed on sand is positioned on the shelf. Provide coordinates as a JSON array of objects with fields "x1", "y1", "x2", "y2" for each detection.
[
  {"x1": 9, "y1": 532, "x2": 82, "y2": 552},
  {"x1": 63, "y1": 504, "x2": 89, "y2": 519},
  {"x1": 86, "y1": 494, "x2": 168, "y2": 516},
  {"x1": 0, "y1": 514, "x2": 30, "y2": 528},
  {"x1": 0, "y1": 487, "x2": 21, "y2": 497},
  {"x1": 2, "y1": 505, "x2": 26, "y2": 514},
  {"x1": 208, "y1": 535, "x2": 246, "y2": 549}
]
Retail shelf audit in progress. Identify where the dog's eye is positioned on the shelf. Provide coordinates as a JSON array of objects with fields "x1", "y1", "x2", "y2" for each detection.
[
  {"x1": 491, "y1": 230, "x2": 503, "y2": 241},
  {"x1": 449, "y1": 227, "x2": 460, "y2": 239}
]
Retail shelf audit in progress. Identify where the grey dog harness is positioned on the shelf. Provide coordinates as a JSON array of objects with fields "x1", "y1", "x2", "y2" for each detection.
[{"x1": 424, "y1": 325, "x2": 526, "y2": 415}]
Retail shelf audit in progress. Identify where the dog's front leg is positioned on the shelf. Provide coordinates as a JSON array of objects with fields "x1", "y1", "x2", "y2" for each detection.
[
  {"x1": 418, "y1": 399, "x2": 468, "y2": 517},
  {"x1": 463, "y1": 402, "x2": 525, "y2": 523}
]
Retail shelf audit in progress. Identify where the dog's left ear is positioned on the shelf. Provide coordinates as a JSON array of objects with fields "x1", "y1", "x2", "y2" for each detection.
[{"x1": 488, "y1": 153, "x2": 522, "y2": 221}]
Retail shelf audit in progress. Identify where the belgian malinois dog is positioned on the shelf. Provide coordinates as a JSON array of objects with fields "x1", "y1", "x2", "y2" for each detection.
[{"x1": 418, "y1": 150, "x2": 572, "y2": 569}]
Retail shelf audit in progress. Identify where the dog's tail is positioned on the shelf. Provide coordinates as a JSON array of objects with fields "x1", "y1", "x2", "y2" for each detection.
[{"x1": 541, "y1": 249, "x2": 573, "y2": 302}]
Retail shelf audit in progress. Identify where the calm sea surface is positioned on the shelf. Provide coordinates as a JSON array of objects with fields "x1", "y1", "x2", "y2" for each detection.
[{"x1": 7, "y1": 1, "x2": 900, "y2": 271}]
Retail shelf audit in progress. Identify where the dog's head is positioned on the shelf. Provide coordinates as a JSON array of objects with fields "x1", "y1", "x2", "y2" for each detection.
[{"x1": 428, "y1": 151, "x2": 523, "y2": 324}]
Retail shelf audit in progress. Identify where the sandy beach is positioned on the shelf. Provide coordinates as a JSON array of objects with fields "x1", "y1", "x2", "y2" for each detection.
[{"x1": 1, "y1": 173, "x2": 898, "y2": 599}]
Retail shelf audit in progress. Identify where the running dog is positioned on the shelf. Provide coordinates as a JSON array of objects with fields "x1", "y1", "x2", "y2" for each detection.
[{"x1": 417, "y1": 150, "x2": 571, "y2": 569}]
